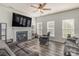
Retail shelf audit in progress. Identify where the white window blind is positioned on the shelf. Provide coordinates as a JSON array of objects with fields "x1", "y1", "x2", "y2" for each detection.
[
  {"x1": 62, "y1": 19, "x2": 74, "y2": 38},
  {"x1": 37, "y1": 22, "x2": 42, "y2": 35},
  {"x1": 47, "y1": 21, "x2": 55, "y2": 37}
]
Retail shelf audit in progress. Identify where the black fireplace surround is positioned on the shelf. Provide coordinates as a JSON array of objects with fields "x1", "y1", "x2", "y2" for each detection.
[{"x1": 16, "y1": 31, "x2": 28, "y2": 42}]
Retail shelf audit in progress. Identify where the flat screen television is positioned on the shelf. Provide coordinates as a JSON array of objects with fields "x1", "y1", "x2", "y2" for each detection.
[{"x1": 12, "y1": 13, "x2": 32, "y2": 27}]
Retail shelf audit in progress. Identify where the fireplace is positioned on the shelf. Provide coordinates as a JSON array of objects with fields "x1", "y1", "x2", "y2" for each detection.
[{"x1": 16, "y1": 31, "x2": 28, "y2": 42}]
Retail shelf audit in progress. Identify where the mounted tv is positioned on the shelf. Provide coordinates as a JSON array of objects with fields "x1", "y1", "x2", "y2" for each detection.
[{"x1": 12, "y1": 13, "x2": 32, "y2": 27}]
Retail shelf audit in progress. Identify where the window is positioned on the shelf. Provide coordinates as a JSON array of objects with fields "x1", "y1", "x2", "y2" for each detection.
[
  {"x1": 62, "y1": 19, "x2": 74, "y2": 38},
  {"x1": 32, "y1": 24, "x2": 36, "y2": 34},
  {"x1": 37, "y1": 22, "x2": 42, "y2": 35},
  {"x1": 47, "y1": 21, "x2": 55, "y2": 37}
]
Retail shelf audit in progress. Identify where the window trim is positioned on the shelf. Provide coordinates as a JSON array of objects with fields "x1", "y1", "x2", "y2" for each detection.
[
  {"x1": 37, "y1": 22, "x2": 42, "y2": 35},
  {"x1": 47, "y1": 21, "x2": 55, "y2": 37},
  {"x1": 62, "y1": 19, "x2": 74, "y2": 38}
]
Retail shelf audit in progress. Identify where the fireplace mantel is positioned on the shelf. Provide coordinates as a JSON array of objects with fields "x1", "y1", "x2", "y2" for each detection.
[{"x1": 12, "y1": 27, "x2": 32, "y2": 42}]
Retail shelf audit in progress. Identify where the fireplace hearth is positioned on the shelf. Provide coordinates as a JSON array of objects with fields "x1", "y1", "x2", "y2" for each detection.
[{"x1": 16, "y1": 31, "x2": 28, "y2": 42}]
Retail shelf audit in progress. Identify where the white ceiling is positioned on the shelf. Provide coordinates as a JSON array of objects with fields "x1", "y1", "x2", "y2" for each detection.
[{"x1": 1, "y1": 3, "x2": 79, "y2": 17}]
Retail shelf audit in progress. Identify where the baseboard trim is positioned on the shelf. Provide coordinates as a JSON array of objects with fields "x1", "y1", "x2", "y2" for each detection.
[{"x1": 49, "y1": 40, "x2": 65, "y2": 44}]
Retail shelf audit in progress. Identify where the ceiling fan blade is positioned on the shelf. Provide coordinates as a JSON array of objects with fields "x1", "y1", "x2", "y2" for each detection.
[
  {"x1": 42, "y1": 3, "x2": 47, "y2": 7},
  {"x1": 42, "y1": 8, "x2": 51, "y2": 10},
  {"x1": 38, "y1": 3, "x2": 42, "y2": 7},
  {"x1": 38, "y1": 3, "x2": 42, "y2": 9},
  {"x1": 40, "y1": 10, "x2": 44, "y2": 13},
  {"x1": 31, "y1": 5, "x2": 38, "y2": 8}
]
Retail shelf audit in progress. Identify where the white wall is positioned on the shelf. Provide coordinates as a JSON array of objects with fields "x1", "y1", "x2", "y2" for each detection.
[
  {"x1": 0, "y1": 4, "x2": 32, "y2": 42},
  {"x1": 32, "y1": 17, "x2": 37, "y2": 34}
]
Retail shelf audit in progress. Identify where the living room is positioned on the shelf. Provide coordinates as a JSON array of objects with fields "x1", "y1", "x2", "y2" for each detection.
[{"x1": 0, "y1": 3, "x2": 79, "y2": 56}]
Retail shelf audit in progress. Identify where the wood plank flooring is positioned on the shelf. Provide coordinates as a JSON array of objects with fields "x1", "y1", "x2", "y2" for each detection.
[{"x1": 8, "y1": 39, "x2": 65, "y2": 56}]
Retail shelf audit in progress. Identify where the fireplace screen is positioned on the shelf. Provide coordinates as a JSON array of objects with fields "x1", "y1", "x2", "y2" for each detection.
[{"x1": 16, "y1": 31, "x2": 28, "y2": 42}]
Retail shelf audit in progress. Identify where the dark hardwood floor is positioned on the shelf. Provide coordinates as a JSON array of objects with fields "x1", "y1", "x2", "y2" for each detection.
[{"x1": 8, "y1": 39, "x2": 65, "y2": 56}]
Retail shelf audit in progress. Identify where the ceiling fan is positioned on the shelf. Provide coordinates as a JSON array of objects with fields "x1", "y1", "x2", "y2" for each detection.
[{"x1": 31, "y1": 3, "x2": 51, "y2": 13}]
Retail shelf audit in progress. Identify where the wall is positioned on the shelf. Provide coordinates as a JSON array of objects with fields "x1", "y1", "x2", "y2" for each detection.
[
  {"x1": 32, "y1": 17, "x2": 37, "y2": 34},
  {"x1": 36, "y1": 8, "x2": 79, "y2": 43},
  {"x1": 0, "y1": 4, "x2": 32, "y2": 42}
]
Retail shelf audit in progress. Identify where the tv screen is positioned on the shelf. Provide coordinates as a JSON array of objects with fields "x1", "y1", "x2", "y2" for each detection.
[{"x1": 12, "y1": 13, "x2": 32, "y2": 27}]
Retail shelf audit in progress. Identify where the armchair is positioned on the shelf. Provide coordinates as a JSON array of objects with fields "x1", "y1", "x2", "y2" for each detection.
[{"x1": 39, "y1": 32, "x2": 50, "y2": 45}]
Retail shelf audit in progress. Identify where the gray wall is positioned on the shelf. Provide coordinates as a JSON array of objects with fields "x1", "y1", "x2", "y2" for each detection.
[{"x1": 36, "y1": 8, "x2": 79, "y2": 43}]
